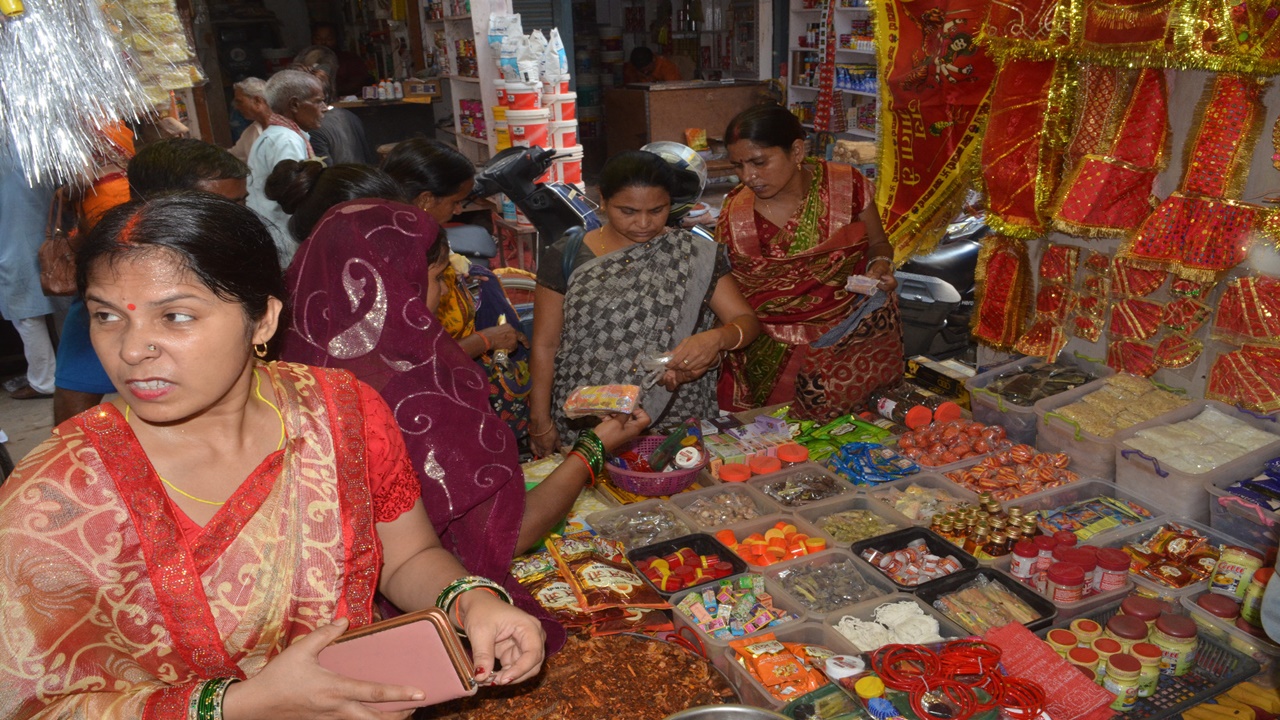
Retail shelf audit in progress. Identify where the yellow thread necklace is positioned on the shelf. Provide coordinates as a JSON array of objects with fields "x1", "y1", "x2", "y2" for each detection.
[{"x1": 125, "y1": 369, "x2": 285, "y2": 506}]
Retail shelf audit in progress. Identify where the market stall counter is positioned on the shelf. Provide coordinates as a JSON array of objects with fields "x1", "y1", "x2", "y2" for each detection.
[{"x1": 603, "y1": 80, "x2": 766, "y2": 158}]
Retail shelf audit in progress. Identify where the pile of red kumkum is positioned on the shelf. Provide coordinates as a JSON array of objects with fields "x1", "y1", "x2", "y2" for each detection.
[{"x1": 423, "y1": 634, "x2": 737, "y2": 720}]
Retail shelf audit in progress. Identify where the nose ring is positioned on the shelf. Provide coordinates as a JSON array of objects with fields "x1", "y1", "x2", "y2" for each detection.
[{"x1": 148, "y1": 345, "x2": 156, "y2": 352}]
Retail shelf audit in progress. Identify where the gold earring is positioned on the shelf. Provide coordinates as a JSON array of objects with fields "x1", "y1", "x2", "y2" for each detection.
[{"x1": 254, "y1": 343, "x2": 268, "y2": 358}]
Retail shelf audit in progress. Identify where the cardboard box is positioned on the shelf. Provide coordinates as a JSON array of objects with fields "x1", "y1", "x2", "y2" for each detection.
[
  {"x1": 907, "y1": 356, "x2": 974, "y2": 409},
  {"x1": 404, "y1": 78, "x2": 441, "y2": 98}
]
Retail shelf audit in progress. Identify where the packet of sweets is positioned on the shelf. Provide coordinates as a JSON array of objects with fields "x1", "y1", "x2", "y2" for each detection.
[
  {"x1": 547, "y1": 532, "x2": 669, "y2": 613},
  {"x1": 1145, "y1": 523, "x2": 1207, "y2": 559},
  {"x1": 563, "y1": 384, "x2": 641, "y2": 419},
  {"x1": 730, "y1": 634, "x2": 824, "y2": 699},
  {"x1": 589, "y1": 606, "x2": 675, "y2": 637},
  {"x1": 511, "y1": 553, "x2": 593, "y2": 629}
]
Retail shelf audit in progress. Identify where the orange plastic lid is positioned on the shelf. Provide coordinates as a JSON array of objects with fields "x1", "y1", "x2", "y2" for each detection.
[
  {"x1": 720, "y1": 463, "x2": 751, "y2": 482},
  {"x1": 932, "y1": 401, "x2": 963, "y2": 424},
  {"x1": 904, "y1": 405, "x2": 934, "y2": 430},
  {"x1": 777, "y1": 443, "x2": 810, "y2": 464},
  {"x1": 749, "y1": 455, "x2": 783, "y2": 475}
]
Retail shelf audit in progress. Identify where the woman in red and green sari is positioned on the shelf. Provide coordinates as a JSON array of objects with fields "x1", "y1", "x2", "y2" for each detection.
[{"x1": 717, "y1": 104, "x2": 904, "y2": 421}]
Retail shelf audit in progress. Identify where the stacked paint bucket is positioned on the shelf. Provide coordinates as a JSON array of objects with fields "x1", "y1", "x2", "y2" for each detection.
[{"x1": 489, "y1": 69, "x2": 581, "y2": 225}]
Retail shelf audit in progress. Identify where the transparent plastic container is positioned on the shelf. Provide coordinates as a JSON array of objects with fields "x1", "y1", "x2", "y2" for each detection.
[
  {"x1": 722, "y1": 622, "x2": 862, "y2": 711},
  {"x1": 1005, "y1": 479, "x2": 1170, "y2": 544},
  {"x1": 985, "y1": 552, "x2": 1137, "y2": 622},
  {"x1": 715, "y1": 513, "x2": 836, "y2": 570},
  {"x1": 763, "y1": 548, "x2": 897, "y2": 621},
  {"x1": 585, "y1": 498, "x2": 697, "y2": 552},
  {"x1": 669, "y1": 483, "x2": 785, "y2": 533},
  {"x1": 1033, "y1": 377, "x2": 1124, "y2": 482},
  {"x1": 1113, "y1": 400, "x2": 1280, "y2": 524},
  {"x1": 848, "y1": 526, "x2": 979, "y2": 594},
  {"x1": 749, "y1": 464, "x2": 855, "y2": 510},
  {"x1": 867, "y1": 473, "x2": 981, "y2": 525},
  {"x1": 964, "y1": 355, "x2": 1112, "y2": 447},
  {"x1": 1204, "y1": 471, "x2": 1280, "y2": 550},
  {"x1": 1083, "y1": 518, "x2": 1263, "y2": 603},
  {"x1": 1182, "y1": 590, "x2": 1280, "y2": 687},
  {"x1": 824, "y1": 593, "x2": 968, "y2": 652},
  {"x1": 796, "y1": 493, "x2": 913, "y2": 546},
  {"x1": 914, "y1": 567, "x2": 1058, "y2": 632},
  {"x1": 669, "y1": 571, "x2": 808, "y2": 672}
]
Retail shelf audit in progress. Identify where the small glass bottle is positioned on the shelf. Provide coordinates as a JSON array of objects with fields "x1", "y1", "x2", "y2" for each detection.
[
  {"x1": 869, "y1": 386, "x2": 933, "y2": 430},
  {"x1": 964, "y1": 528, "x2": 988, "y2": 556},
  {"x1": 983, "y1": 531, "x2": 1011, "y2": 558}
]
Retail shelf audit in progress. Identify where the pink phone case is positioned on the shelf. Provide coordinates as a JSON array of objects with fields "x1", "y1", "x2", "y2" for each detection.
[{"x1": 317, "y1": 608, "x2": 478, "y2": 711}]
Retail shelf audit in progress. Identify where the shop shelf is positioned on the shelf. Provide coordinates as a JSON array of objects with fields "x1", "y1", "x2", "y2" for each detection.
[
  {"x1": 669, "y1": 571, "x2": 809, "y2": 672},
  {"x1": 1033, "y1": 376, "x2": 1124, "y2": 481},
  {"x1": 1182, "y1": 590, "x2": 1280, "y2": 685},
  {"x1": 1082, "y1": 518, "x2": 1262, "y2": 603},
  {"x1": 585, "y1": 498, "x2": 697, "y2": 553},
  {"x1": 914, "y1": 567, "x2": 1057, "y2": 632},
  {"x1": 866, "y1": 473, "x2": 981, "y2": 525},
  {"x1": 1005, "y1": 479, "x2": 1170, "y2": 544},
  {"x1": 1205, "y1": 469, "x2": 1280, "y2": 550},
  {"x1": 1039, "y1": 600, "x2": 1261, "y2": 719},
  {"x1": 1113, "y1": 400, "x2": 1280, "y2": 524},
  {"x1": 723, "y1": 622, "x2": 862, "y2": 711},
  {"x1": 763, "y1": 548, "x2": 897, "y2": 621},
  {"x1": 626, "y1": 533, "x2": 749, "y2": 600},
  {"x1": 748, "y1": 463, "x2": 855, "y2": 510},
  {"x1": 669, "y1": 483, "x2": 784, "y2": 533},
  {"x1": 823, "y1": 593, "x2": 968, "y2": 652},
  {"x1": 964, "y1": 355, "x2": 1112, "y2": 448},
  {"x1": 795, "y1": 493, "x2": 913, "y2": 546},
  {"x1": 848, "y1": 526, "x2": 979, "y2": 594}
]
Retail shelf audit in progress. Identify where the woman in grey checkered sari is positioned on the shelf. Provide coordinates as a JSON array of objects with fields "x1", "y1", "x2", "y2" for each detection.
[{"x1": 528, "y1": 151, "x2": 761, "y2": 457}]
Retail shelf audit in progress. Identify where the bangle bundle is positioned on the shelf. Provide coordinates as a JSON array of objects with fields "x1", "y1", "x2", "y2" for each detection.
[
  {"x1": 571, "y1": 431, "x2": 606, "y2": 479},
  {"x1": 436, "y1": 575, "x2": 513, "y2": 635},
  {"x1": 867, "y1": 255, "x2": 894, "y2": 272},
  {"x1": 567, "y1": 450, "x2": 597, "y2": 486},
  {"x1": 189, "y1": 677, "x2": 237, "y2": 720},
  {"x1": 868, "y1": 640, "x2": 1047, "y2": 720}
]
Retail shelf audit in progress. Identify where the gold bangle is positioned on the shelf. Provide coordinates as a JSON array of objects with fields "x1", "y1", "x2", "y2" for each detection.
[
  {"x1": 530, "y1": 424, "x2": 556, "y2": 438},
  {"x1": 726, "y1": 321, "x2": 746, "y2": 351}
]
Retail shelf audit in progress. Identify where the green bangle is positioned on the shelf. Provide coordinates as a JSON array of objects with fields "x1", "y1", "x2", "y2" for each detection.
[
  {"x1": 572, "y1": 431, "x2": 606, "y2": 476},
  {"x1": 192, "y1": 677, "x2": 237, "y2": 720},
  {"x1": 436, "y1": 575, "x2": 513, "y2": 617}
]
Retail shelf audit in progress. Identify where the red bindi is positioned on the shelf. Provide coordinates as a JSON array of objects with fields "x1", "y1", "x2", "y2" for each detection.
[{"x1": 127, "y1": 303, "x2": 136, "y2": 311}]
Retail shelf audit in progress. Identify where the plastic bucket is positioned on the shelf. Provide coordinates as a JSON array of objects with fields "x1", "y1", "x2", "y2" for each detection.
[
  {"x1": 544, "y1": 75, "x2": 571, "y2": 94},
  {"x1": 504, "y1": 81, "x2": 541, "y2": 110},
  {"x1": 545, "y1": 91, "x2": 577, "y2": 122},
  {"x1": 494, "y1": 79, "x2": 507, "y2": 107},
  {"x1": 494, "y1": 121, "x2": 511, "y2": 151},
  {"x1": 492, "y1": 105, "x2": 506, "y2": 122},
  {"x1": 506, "y1": 108, "x2": 551, "y2": 148},
  {"x1": 549, "y1": 121, "x2": 578, "y2": 148},
  {"x1": 553, "y1": 145, "x2": 584, "y2": 184}
]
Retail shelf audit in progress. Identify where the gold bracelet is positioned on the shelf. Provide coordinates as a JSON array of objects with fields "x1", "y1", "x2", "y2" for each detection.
[
  {"x1": 726, "y1": 321, "x2": 746, "y2": 351},
  {"x1": 530, "y1": 424, "x2": 556, "y2": 438}
]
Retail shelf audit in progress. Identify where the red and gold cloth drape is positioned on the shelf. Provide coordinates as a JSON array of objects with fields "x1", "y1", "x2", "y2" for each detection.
[
  {"x1": 1120, "y1": 73, "x2": 1277, "y2": 281},
  {"x1": 1208, "y1": 344, "x2": 1280, "y2": 412},
  {"x1": 971, "y1": 235, "x2": 1033, "y2": 348},
  {"x1": 874, "y1": 0, "x2": 997, "y2": 259},
  {"x1": 981, "y1": 58, "x2": 1067, "y2": 238},
  {"x1": 1050, "y1": 67, "x2": 1169, "y2": 236}
]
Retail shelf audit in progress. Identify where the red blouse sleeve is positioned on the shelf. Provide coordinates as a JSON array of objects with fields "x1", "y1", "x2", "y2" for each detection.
[{"x1": 358, "y1": 382, "x2": 421, "y2": 523}]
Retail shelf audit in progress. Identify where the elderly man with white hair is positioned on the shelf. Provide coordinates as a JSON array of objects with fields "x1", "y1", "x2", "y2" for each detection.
[
  {"x1": 228, "y1": 77, "x2": 271, "y2": 162},
  {"x1": 246, "y1": 68, "x2": 327, "y2": 267}
]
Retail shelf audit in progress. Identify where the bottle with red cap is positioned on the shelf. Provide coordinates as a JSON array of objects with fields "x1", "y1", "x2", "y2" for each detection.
[
  {"x1": 1096, "y1": 548, "x2": 1132, "y2": 592},
  {"x1": 1010, "y1": 539, "x2": 1038, "y2": 580},
  {"x1": 775, "y1": 442, "x2": 810, "y2": 467},
  {"x1": 868, "y1": 385, "x2": 935, "y2": 430}
]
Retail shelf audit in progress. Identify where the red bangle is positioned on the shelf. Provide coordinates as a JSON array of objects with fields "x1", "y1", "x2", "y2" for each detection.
[
  {"x1": 478, "y1": 332, "x2": 492, "y2": 352},
  {"x1": 453, "y1": 586, "x2": 502, "y2": 629},
  {"x1": 567, "y1": 450, "x2": 596, "y2": 487}
]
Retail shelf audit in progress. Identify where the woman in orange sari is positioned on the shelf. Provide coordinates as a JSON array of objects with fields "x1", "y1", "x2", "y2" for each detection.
[
  {"x1": 717, "y1": 104, "x2": 903, "y2": 420},
  {"x1": 0, "y1": 193, "x2": 545, "y2": 719}
]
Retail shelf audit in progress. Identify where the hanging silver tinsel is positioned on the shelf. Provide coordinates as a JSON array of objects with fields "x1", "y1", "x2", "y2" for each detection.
[{"x1": 0, "y1": 0, "x2": 154, "y2": 185}]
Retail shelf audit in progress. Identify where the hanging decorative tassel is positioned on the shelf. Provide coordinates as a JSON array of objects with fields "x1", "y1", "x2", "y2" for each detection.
[
  {"x1": 0, "y1": 0, "x2": 153, "y2": 184},
  {"x1": 971, "y1": 235, "x2": 1032, "y2": 349}
]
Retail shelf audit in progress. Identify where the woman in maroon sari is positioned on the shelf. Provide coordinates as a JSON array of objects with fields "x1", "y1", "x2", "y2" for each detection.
[
  {"x1": 280, "y1": 199, "x2": 647, "y2": 651},
  {"x1": 717, "y1": 104, "x2": 903, "y2": 420}
]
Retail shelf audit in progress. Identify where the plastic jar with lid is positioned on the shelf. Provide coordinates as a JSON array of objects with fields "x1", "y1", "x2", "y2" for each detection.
[
  {"x1": 1131, "y1": 642, "x2": 1162, "y2": 698},
  {"x1": 719, "y1": 463, "x2": 751, "y2": 482},
  {"x1": 1067, "y1": 646, "x2": 1100, "y2": 672},
  {"x1": 1062, "y1": 548, "x2": 1099, "y2": 594},
  {"x1": 776, "y1": 443, "x2": 810, "y2": 467},
  {"x1": 1097, "y1": 548, "x2": 1132, "y2": 592},
  {"x1": 1104, "y1": 653, "x2": 1142, "y2": 712},
  {"x1": 748, "y1": 455, "x2": 782, "y2": 476},
  {"x1": 1197, "y1": 592, "x2": 1242, "y2": 623},
  {"x1": 1034, "y1": 535, "x2": 1056, "y2": 573},
  {"x1": 1241, "y1": 567, "x2": 1274, "y2": 626},
  {"x1": 854, "y1": 675, "x2": 885, "y2": 700},
  {"x1": 1092, "y1": 637, "x2": 1122, "y2": 685},
  {"x1": 1105, "y1": 614, "x2": 1150, "y2": 652},
  {"x1": 1046, "y1": 628, "x2": 1078, "y2": 657},
  {"x1": 1047, "y1": 562, "x2": 1086, "y2": 604},
  {"x1": 1120, "y1": 595, "x2": 1165, "y2": 628},
  {"x1": 1053, "y1": 530, "x2": 1078, "y2": 548},
  {"x1": 1010, "y1": 539, "x2": 1037, "y2": 579},
  {"x1": 1209, "y1": 546, "x2": 1264, "y2": 600},
  {"x1": 1151, "y1": 613, "x2": 1198, "y2": 676},
  {"x1": 1070, "y1": 618, "x2": 1103, "y2": 647}
]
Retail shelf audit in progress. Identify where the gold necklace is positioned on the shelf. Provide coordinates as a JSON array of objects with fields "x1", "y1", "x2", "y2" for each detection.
[{"x1": 125, "y1": 369, "x2": 286, "y2": 506}]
